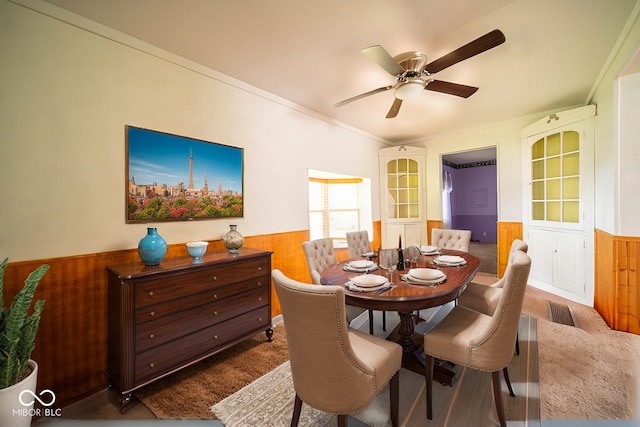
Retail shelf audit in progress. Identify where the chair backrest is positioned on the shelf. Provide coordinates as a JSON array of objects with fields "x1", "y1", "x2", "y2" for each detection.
[
  {"x1": 346, "y1": 230, "x2": 372, "y2": 259},
  {"x1": 468, "y1": 249, "x2": 531, "y2": 370},
  {"x1": 302, "y1": 238, "x2": 336, "y2": 285},
  {"x1": 271, "y1": 269, "x2": 382, "y2": 412},
  {"x1": 431, "y1": 228, "x2": 472, "y2": 252}
]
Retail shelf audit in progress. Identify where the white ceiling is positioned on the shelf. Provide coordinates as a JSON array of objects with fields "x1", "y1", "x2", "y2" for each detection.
[{"x1": 41, "y1": 0, "x2": 638, "y2": 143}]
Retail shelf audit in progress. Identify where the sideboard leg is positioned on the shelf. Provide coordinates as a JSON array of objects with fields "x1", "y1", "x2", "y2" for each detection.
[
  {"x1": 265, "y1": 327, "x2": 274, "y2": 342},
  {"x1": 119, "y1": 392, "x2": 134, "y2": 414}
]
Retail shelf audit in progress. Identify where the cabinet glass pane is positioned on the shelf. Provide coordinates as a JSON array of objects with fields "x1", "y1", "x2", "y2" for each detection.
[
  {"x1": 532, "y1": 160, "x2": 544, "y2": 180},
  {"x1": 532, "y1": 181, "x2": 544, "y2": 200},
  {"x1": 409, "y1": 204, "x2": 419, "y2": 218},
  {"x1": 408, "y1": 159, "x2": 418, "y2": 173},
  {"x1": 387, "y1": 175, "x2": 397, "y2": 189},
  {"x1": 398, "y1": 159, "x2": 408, "y2": 173},
  {"x1": 409, "y1": 189, "x2": 419, "y2": 202},
  {"x1": 546, "y1": 179, "x2": 561, "y2": 199},
  {"x1": 547, "y1": 133, "x2": 561, "y2": 156},
  {"x1": 563, "y1": 201, "x2": 579, "y2": 222},
  {"x1": 398, "y1": 174, "x2": 409, "y2": 188},
  {"x1": 563, "y1": 131, "x2": 579, "y2": 153},
  {"x1": 546, "y1": 157, "x2": 561, "y2": 178},
  {"x1": 387, "y1": 160, "x2": 397, "y2": 173},
  {"x1": 398, "y1": 204, "x2": 408, "y2": 218},
  {"x1": 387, "y1": 189, "x2": 397, "y2": 204},
  {"x1": 398, "y1": 189, "x2": 408, "y2": 203},
  {"x1": 547, "y1": 201, "x2": 561, "y2": 222},
  {"x1": 532, "y1": 138, "x2": 545, "y2": 159},
  {"x1": 563, "y1": 153, "x2": 579, "y2": 176},
  {"x1": 563, "y1": 177, "x2": 579, "y2": 199},
  {"x1": 532, "y1": 202, "x2": 545, "y2": 220},
  {"x1": 409, "y1": 174, "x2": 419, "y2": 187}
]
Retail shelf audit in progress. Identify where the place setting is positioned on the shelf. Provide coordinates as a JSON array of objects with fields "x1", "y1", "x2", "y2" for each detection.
[
  {"x1": 343, "y1": 259, "x2": 378, "y2": 273},
  {"x1": 345, "y1": 274, "x2": 392, "y2": 293},
  {"x1": 432, "y1": 254, "x2": 467, "y2": 267},
  {"x1": 402, "y1": 268, "x2": 447, "y2": 286},
  {"x1": 420, "y1": 245, "x2": 441, "y2": 256}
]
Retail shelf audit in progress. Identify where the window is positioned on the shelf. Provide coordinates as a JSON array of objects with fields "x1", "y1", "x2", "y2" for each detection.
[
  {"x1": 531, "y1": 131, "x2": 580, "y2": 223},
  {"x1": 308, "y1": 171, "x2": 372, "y2": 244}
]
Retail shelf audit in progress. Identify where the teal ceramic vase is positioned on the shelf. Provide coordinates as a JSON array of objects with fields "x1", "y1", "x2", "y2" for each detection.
[
  {"x1": 223, "y1": 225, "x2": 244, "y2": 254},
  {"x1": 138, "y1": 227, "x2": 167, "y2": 265}
]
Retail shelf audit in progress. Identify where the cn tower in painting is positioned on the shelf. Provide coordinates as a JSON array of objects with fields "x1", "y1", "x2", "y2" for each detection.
[{"x1": 187, "y1": 146, "x2": 195, "y2": 190}]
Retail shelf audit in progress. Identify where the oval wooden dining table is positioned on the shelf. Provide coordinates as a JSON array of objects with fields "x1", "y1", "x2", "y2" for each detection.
[{"x1": 321, "y1": 249, "x2": 479, "y2": 385}]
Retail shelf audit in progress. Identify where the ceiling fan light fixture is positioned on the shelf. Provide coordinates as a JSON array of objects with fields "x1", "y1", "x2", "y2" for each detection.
[{"x1": 394, "y1": 78, "x2": 425, "y2": 100}]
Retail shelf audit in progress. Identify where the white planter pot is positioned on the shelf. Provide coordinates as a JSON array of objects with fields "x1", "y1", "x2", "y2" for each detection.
[{"x1": 0, "y1": 360, "x2": 38, "y2": 427}]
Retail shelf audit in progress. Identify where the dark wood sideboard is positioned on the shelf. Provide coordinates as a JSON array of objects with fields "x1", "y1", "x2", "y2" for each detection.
[{"x1": 106, "y1": 247, "x2": 273, "y2": 413}]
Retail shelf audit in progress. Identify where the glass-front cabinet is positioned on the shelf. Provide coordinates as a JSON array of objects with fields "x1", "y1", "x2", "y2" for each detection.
[
  {"x1": 522, "y1": 105, "x2": 595, "y2": 305},
  {"x1": 379, "y1": 146, "x2": 426, "y2": 248}
]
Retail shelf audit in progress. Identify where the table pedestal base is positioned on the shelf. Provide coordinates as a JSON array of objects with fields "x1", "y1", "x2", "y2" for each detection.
[{"x1": 397, "y1": 311, "x2": 456, "y2": 386}]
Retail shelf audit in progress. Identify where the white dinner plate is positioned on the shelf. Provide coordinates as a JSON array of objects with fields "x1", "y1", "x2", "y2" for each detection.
[
  {"x1": 351, "y1": 274, "x2": 387, "y2": 288},
  {"x1": 346, "y1": 282, "x2": 389, "y2": 292},
  {"x1": 348, "y1": 260, "x2": 375, "y2": 270},
  {"x1": 420, "y1": 245, "x2": 440, "y2": 254},
  {"x1": 435, "y1": 255, "x2": 466, "y2": 264},
  {"x1": 407, "y1": 268, "x2": 445, "y2": 281}
]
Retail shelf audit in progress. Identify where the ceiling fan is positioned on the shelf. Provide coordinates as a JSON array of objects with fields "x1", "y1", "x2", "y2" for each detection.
[{"x1": 334, "y1": 29, "x2": 506, "y2": 118}]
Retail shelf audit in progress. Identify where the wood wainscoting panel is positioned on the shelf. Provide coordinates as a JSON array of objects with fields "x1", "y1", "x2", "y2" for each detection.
[
  {"x1": 594, "y1": 229, "x2": 640, "y2": 335},
  {"x1": 0, "y1": 229, "x2": 320, "y2": 410},
  {"x1": 427, "y1": 220, "x2": 443, "y2": 245},
  {"x1": 497, "y1": 222, "x2": 523, "y2": 277}
]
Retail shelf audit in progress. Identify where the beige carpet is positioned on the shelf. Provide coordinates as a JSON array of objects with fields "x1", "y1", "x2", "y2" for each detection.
[{"x1": 474, "y1": 272, "x2": 640, "y2": 420}]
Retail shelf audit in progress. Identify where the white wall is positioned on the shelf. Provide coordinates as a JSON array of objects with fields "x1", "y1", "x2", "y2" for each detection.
[{"x1": 0, "y1": 1, "x2": 386, "y2": 262}]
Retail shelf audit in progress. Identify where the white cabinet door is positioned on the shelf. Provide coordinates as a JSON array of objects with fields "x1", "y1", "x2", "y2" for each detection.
[
  {"x1": 528, "y1": 229, "x2": 554, "y2": 286},
  {"x1": 554, "y1": 233, "x2": 585, "y2": 296}
]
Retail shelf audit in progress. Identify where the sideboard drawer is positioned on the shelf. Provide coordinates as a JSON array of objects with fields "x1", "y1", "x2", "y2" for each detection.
[
  {"x1": 134, "y1": 275, "x2": 269, "y2": 324},
  {"x1": 135, "y1": 257, "x2": 269, "y2": 309},
  {"x1": 135, "y1": 287, "x2": 269, "y2": 353},
  {"x1": 135, "y1": 306, "x2": 270, "y2": 383}
]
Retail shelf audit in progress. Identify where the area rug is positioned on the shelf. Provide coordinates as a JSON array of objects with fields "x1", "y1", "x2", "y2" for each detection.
[
  {"x1": 211, "y1": 361, "x2": 392, "y2": 427},
  {"x1": 137, "y1": 322, "x2": 290, "y2": 419}
]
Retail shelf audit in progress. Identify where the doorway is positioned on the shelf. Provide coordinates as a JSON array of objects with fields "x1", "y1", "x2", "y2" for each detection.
[{"x1": 442, "y1": 147, "x2": 497, "y2": 274}]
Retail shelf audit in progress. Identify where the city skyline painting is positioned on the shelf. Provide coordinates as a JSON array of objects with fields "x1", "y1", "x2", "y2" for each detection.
[{"x1": 126, "y1": 126, "x2": 243, "y2": 223}]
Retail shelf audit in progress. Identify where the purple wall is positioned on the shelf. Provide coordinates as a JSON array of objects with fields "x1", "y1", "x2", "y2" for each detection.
[{"x1": 446, "y1": 164, "x2": 497, "y2": 243}]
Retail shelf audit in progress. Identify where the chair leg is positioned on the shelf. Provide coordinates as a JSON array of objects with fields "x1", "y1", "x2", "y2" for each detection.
[
  {"x1": 425, "y1": 354, "x2": 434, "y2": 420},
  {"x1": 368, "y1": 310, "x2": 374, "y2": 335},
  {"x1": 337, "y1": 414, "x2": 348, "y2": 427},
  {"x1": 515, "y1": 331, "x2": 520, "y2": 355},
  {"x1": 291, "y1": 394, "x2": 303, "y2": 427},
  {"x1": 503, "y1": 366, "x2": 515, "y2": 397},
  {"x1": 382, "y1": 311, "x2": 387, "y2": 331},
  {"x1": 390, "y1": 371, "x2": 399, "y2": 427},
  {"x1": 491, "y1": 371, "x2": 507, "y2": 427}
]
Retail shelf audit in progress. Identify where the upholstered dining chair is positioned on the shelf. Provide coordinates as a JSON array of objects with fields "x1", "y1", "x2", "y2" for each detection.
[
  {"x1": 346, "y1": 230, "x2": 372, "y2": 259},
  {"x1": 302, "y1": 238, "x2": 371, "y2": 331},
  {"x1": 458, "y1": 239, "x2": 529, "y2": 355},
  {"x1": 431, "y1": 228, "x2": 472, "y2": 252},
  {"x1": 423, "y1": 249, "x2": 531, "y2": 427},
  {"x1": 272, "y1": 269, "x2": 402, "y2": 427}
]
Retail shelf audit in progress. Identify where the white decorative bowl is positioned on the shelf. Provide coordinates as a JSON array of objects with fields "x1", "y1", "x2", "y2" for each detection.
[{"x1": 186, "y1": 241, "x2": 208, "y2": 263}]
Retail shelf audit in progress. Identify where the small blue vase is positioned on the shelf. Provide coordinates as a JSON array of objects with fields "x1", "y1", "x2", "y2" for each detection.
[{"x1": 138, "y1": 227, "x2": 167, "y2": 265}]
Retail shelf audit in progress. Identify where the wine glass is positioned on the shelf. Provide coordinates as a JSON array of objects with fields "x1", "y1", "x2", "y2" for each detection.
[{"x1": 378, "y1": 249, "x2": 398, "y2": 282}]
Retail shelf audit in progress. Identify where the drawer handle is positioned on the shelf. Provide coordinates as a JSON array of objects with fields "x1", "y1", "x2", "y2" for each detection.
[
  {"x1": 213, "y1": 335, "x2": 218, "y2": 340},
  {"x1": 213, "y1": 276, "x2": 217, "y2": 281},
  {"x1": 258, "y1": 297, "x2": 262, "y2": 301},
  {"x1": 148, "y1": 291, "x2": 154, "y2": 296},
  {"x1": 258, "y1": 318, "x2": 263, "y2": 322},
  {"x1": 150, "y1": 311, "x2": 155, "y2": 317},
  {"x1": 149, "y1": 334, "x2": 154, "y2": 339},
  {"x1": 213, "y1": 294, "x2": 217, "y2": 299},
  {"x1": 257, "y1": 281, "x2": 262, "y2": 286},
  {"x1": 257, "y1": 266, "x2": 262, "y2": 271},
  {"x1": 213, "y1": 311, "x2": 218, "y2": 316},
  {"x1": 149, "y1": 363, "x2": 155, "y2": 368}
]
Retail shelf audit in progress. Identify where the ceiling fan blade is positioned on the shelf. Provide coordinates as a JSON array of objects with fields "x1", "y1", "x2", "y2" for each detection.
[
  {"x1": 424, "y1": 29, "x2": 505, "y2": 74},
  {"x1": 334, "y1": 86, "x2": 392, "y2": 107},
  {"x1": 386, "y1": 98, "x2": 402, "y2": 118},
  {"x1": 425, "y1": 80, "x2": 479, "y2": 98},
  {"x1": 362, "y1": 45, "x2": 406, "y2": 76}
]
